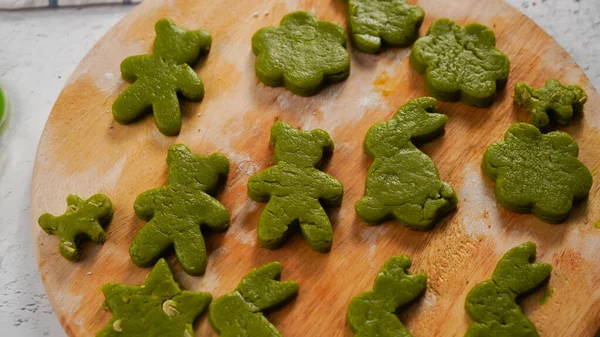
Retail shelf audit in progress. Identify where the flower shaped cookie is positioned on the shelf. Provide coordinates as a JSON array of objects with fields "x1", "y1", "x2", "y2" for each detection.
[
  {"x1": 514, "y1": 79, "x2": 587, "y2": 128},
  {"x1": 482, "y1": 123, "x2": 592, "y2": 223},
  {"x1": 411, "y1": 19, "x2": 510, "y2": 107},
  {"x1": 348, "y1": 0, "x2": 425, "y2": 53},
  {"x1": 252, "y1": 11, "x2": 350, "y2": 96}
]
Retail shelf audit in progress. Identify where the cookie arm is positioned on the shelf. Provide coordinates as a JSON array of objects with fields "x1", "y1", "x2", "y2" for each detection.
[
  {"x1": 171, "y1": 291, "x2": 212, "y2": 332},
  {"x1": 38, "y1": 213, "x2": 58, "y2": 234},
  {"x1": 247, "y1": 168, "x2": 279, "y2": 202},
  {"x1": 315, "y1": 172, "x2": 343, "y2": 207},
  {"x1": 120, "y1": 55, "x2": 148, "y2": 82},
  {"x1": 133, "y1": 189, "x2": 160, "y2": 220},
  {"x1": 200, "y1": 197, "x2": 230, "y2": 232},
  {"x1": 237, "y1": 262, "x2": 299, "y2": 311},
  {"x1": 175, "y1": 64, "x2": 204, "y2": 101}
]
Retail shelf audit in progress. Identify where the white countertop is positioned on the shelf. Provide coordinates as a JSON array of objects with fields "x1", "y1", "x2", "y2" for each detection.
[{"x1": 0, "y1": 1, "x2": 598, "y2": 336}]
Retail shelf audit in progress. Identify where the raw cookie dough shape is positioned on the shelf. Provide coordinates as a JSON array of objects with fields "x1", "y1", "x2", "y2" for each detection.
[
  {"x1": 38, "y1": 194, "x2": 113, "y2": 262},
  {"x1": 247, "y1": 121, "x2": 344, "y2": 252},
  {"x1": 129, "y1": 144, "x2": 229, "y2": 275},
  {"x1": 112, "y1": 18, "x2": 212, "y2": 136},
  {"x1": 209, "y1": 262, "x2": 299, "y2": 337},
  {"x1": 97, "y1": 258, "x2": 212, "y2": 337},
  {"x1": 514, "y1": 79, "x2": 588, "y2": 128},
  {"x1": 356, "y1": 97, "x2": 457, "y2": 230},
  {"x1": 347, "y1": 255, "x2": 427, "y2": 337},
  {"x1": 0, "y1": 88, "x2": 5, "y2": 129},
  {"x1": 482, "y1": 123, "x2": 592, "y2": 223},
  {"x1": 348, "y1": 0, "x2": 425, "y2": 54},
  {"x1": 465, "y1": 242, "x2": 552, "y2": 337},
  {"x1": 410, "y1": 18, "x2": 510, "y2": 107},
  {"x1": 252, "y1": 11, "x2": 350, "y2": 96}
]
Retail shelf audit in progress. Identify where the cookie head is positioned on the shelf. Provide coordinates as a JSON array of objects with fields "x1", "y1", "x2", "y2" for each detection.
[{"x1": 270, "y1": 121, "x2": 333, "y2": 167}]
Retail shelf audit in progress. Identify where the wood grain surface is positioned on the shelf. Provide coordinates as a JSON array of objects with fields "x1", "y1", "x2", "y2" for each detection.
[{"x1": 31, "y1": 0, "x2": 600, "y2": 336}]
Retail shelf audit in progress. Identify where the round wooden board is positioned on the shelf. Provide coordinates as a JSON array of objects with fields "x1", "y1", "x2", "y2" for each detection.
[{"x1": 31, "y1": 0, "x2": 600, "y2": 336}]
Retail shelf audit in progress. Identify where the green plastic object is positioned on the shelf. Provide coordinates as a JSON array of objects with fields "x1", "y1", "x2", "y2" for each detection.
[
  {"x1": 410, "y1": 18, "x2": 510, "y2": 107},
  {"x1": 482, "y1": 123, "x2": 592, "y2": 223},
  {"x1": 97, "y1": 259, "x2": 212, "y2": 337},
  {"x1": 129, "y1": 144, "x2": 230, "y2": 275},
  {"x1": 0, "y1": 88, "x2": 5, "y2": 128},
  {"x1": 514, "y1": 79, "x2": 587, "y2": 128},
  {"x1": 465, "y1": 242, "x2": 552, "y2": 337},
  {"x1": 112, "y1": 18, "x2": 212, "y2": 136},
  {"x1": 38, "y1": 194, "x2": 114, "y2": 262},
  {"x1": 348, "y1": 0, "x2": 425, "y2": 54},
  {"x1": 347, "y1": 255, "x2": 427, "y2": 337},
  {"x1": 247, "y1": 122, "x2": 344, "y2": 252},
  {"x1": 252, "y1": 11, "x2": 350, "y2": 96},
  {"x1": 356, "y1": 97, "x2": 457, "y2": 230},
  {"x1": 209, "y1": 262, "x2": 299, "y2": 337}
]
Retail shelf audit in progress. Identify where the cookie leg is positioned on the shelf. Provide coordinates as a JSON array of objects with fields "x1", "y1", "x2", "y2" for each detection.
[
  {"x1": 81, "y1": 220, "x2": 107, "y2": 243},
  {"x1": 174, "y1": 226, "x2": 207, "y2": 276},
  {"x1": 152, "y1": 92, "x2": 181, "y2": 136},
  {"x1": 257, "y1": 201, "x2": 294, "y2": 250},
  {"x1": 58, "y1": 234, "x2": 80, "y2": 262},
  {"x1": 112, "y1": 84, "x2": 151, "y2": 124},
  {"x1": 129, "y1": 219, "x2": 172, "y2": 267},
  {"x1": 299, "y1": 206, "x2": 333, "y2": 252}
]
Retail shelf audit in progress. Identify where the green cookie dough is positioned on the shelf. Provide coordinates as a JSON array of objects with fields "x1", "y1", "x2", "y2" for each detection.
[
  {"x1": 356, "y1": 97, "x2": 457, "y2": 230},
  {"x1": 482, "y1": 123, "x2": 592, "y2": 223},
  {"x1": 465, "y1": 242, "x2": 552, "y2": 337},
  {"x1": 347, "y1": 255, "x2": 427, "y2": 337},
  {"x1": 410, "y1": 18, "x2": 510, "y2": 107},
  {"x1": 252, "y1": 11, "x2": 350, "y2": 96},
  {"x1": 112, "y1": 18, "x2": 212, "y2": 136},
  {"x1": 348, "y1": 0, "x2": 425, "y2": 54},
  {"x1": 130, "y1": 144, "x2": 229, "y2": 275},
  {"x1": 514, "y1": 79, "x2": 588, "y2": 128},
  {"x1": 38, "y1": 194, "x2": 113, "y2": 262},
  {"x1": 209, "y1": 262, "x2": 299, "y2": 337},
  {"x1": 0, "y1": 88, "x2": 5, "y2": 129},
  {"x1": 97, "y1": 258, "x2": 212, "y2": 337},
  {"x1": 247, "y1": 122, "x2": 344, "y2": 252}
]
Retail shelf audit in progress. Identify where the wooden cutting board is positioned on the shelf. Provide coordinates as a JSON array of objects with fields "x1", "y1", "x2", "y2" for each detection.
[{"x1": 31, "y1": 0, "x2": 600, "y2": 336}]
